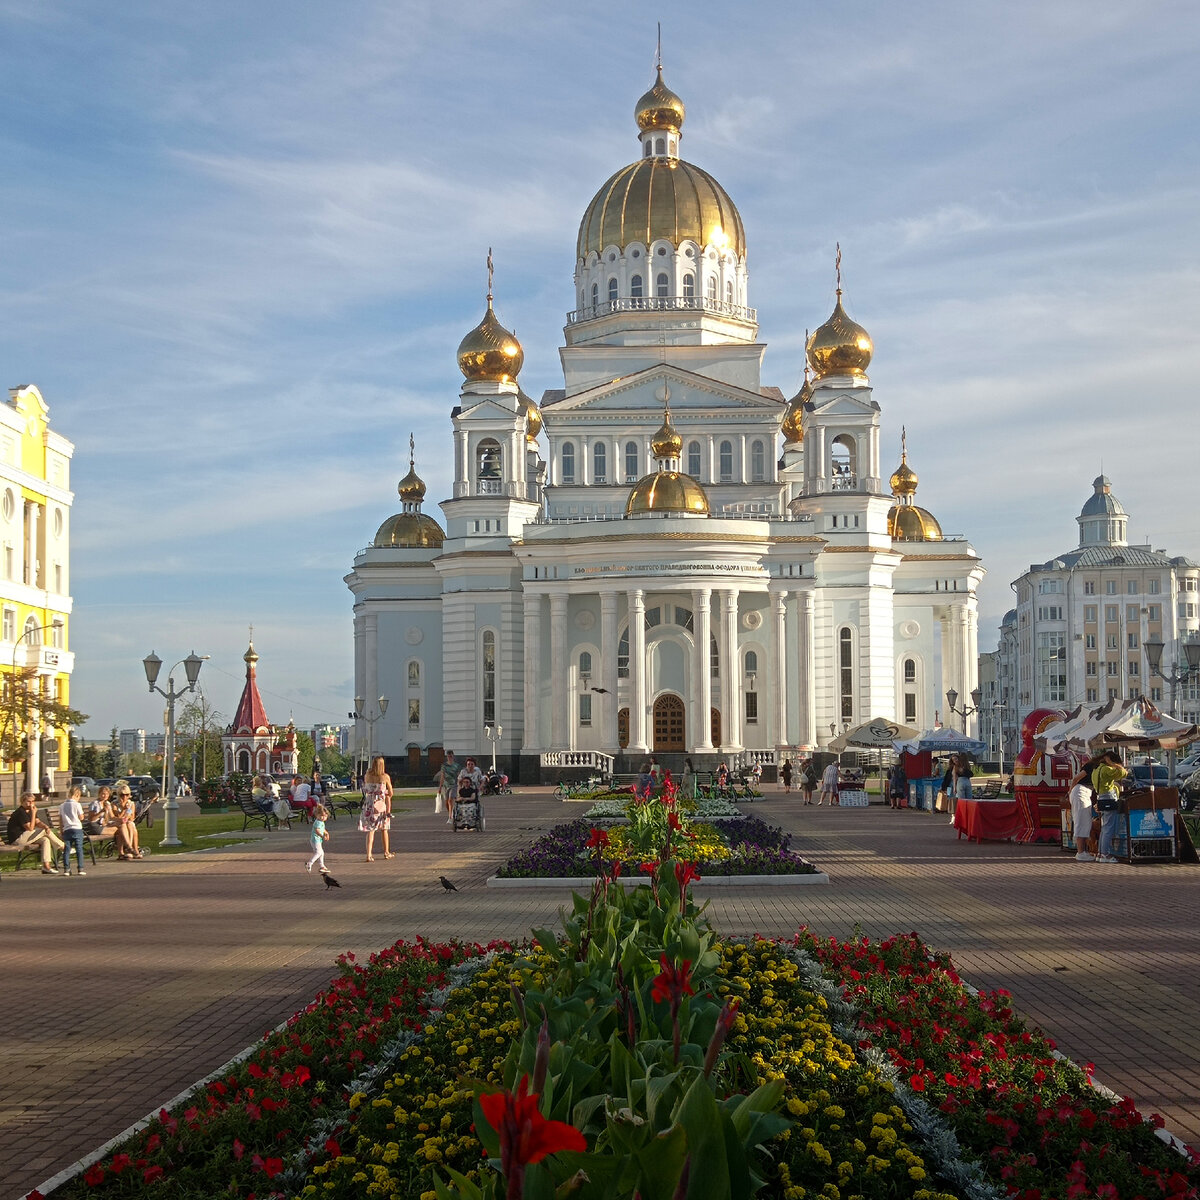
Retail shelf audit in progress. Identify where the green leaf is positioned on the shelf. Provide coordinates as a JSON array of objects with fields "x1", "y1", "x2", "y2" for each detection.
[{"x1": 676, "y1": 1077, "x2": 730, "y2": 1200}]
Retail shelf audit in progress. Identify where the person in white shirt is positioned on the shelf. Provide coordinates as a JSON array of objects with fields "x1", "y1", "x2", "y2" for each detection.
[
  {"x1": 291, "y1": 775, "x2": 314, "y2": 821},
  {"x1": 59, "y1": 786, "x2": 87, "y2": 876}
]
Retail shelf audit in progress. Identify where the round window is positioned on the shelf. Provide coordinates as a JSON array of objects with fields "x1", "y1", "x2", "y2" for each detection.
[
  {"x1": 2, "y1": 490, "x2": 12, "y2": 521},
  {"x1": 656, "y1": 247, "x2": 667, "y2": 256}
]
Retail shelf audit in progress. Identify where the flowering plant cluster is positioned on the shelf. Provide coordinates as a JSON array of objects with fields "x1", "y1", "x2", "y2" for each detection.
[
  {"x1": 797, "y1": 930, "x2": 1200, "y2": 1200},
  {"x1": 582, "y1": 794, "x2": 743, "y2": 822},
  {"x1": 55, "y1": 938, "x2": 501, "y2": 1199},
  {"x1": 495, "y1": 815, "x2": 815, "y2": 879}
]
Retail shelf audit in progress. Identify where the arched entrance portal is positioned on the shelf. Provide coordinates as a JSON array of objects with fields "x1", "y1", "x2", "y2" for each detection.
[{"x1": 653, "y1": 694, "x2": 685, "y2": 752}]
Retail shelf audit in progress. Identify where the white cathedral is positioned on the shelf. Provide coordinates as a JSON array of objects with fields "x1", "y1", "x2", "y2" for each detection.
[{"x1": 345, "y1": 67, "x2": 985, "y2": 780}]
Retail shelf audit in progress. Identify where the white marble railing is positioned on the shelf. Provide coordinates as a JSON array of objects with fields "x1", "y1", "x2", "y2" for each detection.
[
  {"x1": 738, "y1": 749, "x2": 777, "y2": 767},
  {"x1": 541, "y1": 750, "x2": 615, "y2": 774}
]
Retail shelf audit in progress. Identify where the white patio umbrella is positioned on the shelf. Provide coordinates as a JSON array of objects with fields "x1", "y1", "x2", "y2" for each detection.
[
  {"x1": 894, "y1": 727, "x2": 987, "y2": 756},
  {"x1": 829, "y1": 717, "x2": 921, "y2": 752}
]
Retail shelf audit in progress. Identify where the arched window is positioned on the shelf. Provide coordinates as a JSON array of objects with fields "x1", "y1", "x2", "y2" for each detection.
[
  {"x1": 655, "y1": 136, "x2": 665, "y2": 154},
  {"x1": 903, "y1": 658, "x2": 916, "y2": 683},
  {"x1": 561, "y1": 441, "x2": 575, "y2": 483},
  {"x1": 630, "y1": 274, "x2": 643, "y2": 304},
  {"x1": 745, "y1": 649, "x2": 758, "y2": 674},
  {"x1": 706, "y1": 275, "x2": 718, "y2": 301},
  {"x1": 608, "y1": 276, "x2": 618, "y2": 304},
  {"x1": 656, "y1": 272, "x2": 669, "y2": 298},
  {"x1": 643, "y1": 141, "x2": 652, "y2": 158},
  {"x1": 590, "y1": 283, "x2": 598, "y2": 308},
  {"x1": 482, "y1": 630, "x2": 496, "y2": 726},
  {"x1": 617, "y1": 628, "x2": 629, "y2": 678},
  {"x1": 476, "y1": 440, "x2": 502, "y2": 493},
  {"x1": 683, "y1": 272, "x2": 695, "y2": 299},
  {"x1": 24, "y1": 616, "x2": 40, "y2": 646},
  {"x1": 839, "y1": 627, "x2": 854, "y2": 722},
  {"x1": 593, "y1": 441, "x2": 607, "y2": 483},
  {"x1": 725, "y1": 280, "x2": 733, "y2": 305},
  {"x1": 719, "y1": 440, "x2": 734, "y2": 481},
  {"x1": 579, "y1": 650, "x2": 593, "y2": 677},
  {"x1": 831, "y1": 435, "x2": 857, "y2": 490},
  {"x1": 625, "y1": 441, "x2": 639, "y2": 481},
  {"x1": 750, "y1": 440, "x2": 765, "y2": 481},
  {"x1": 687, "y1": 440, "x2": 702, "y2": 478}
]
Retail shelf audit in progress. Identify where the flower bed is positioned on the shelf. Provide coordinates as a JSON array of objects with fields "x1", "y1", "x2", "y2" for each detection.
[
  {"x1": 582, "y1": 794, "x2": 743, "y2": 821},
  {"x1": 493, "y1": 816, "x2": 816, "y2": 879},
  {"x1": 52, "y1": 938, "x2": 504, "y2": 1200}
]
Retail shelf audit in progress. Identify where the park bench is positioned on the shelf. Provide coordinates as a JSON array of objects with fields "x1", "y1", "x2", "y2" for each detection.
[
  {"x1": 973, "y1": 779, "x2": 1003, "y2": 799},
  {"x1": 0, "y1": 805, "x2": 114, "y2": 870},
  {"x1": 325, "y1": 792, "x2": 361, "y2": 820},
  {"x1": 235, "y1": 794, "x2": 282, "y2": 832}
]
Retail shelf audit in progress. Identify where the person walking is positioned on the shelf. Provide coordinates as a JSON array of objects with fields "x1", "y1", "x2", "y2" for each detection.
[
  {"x1": 306, "y1": 803, "x2": 330, "y2": 873},
  {"x1": 888, "y1": 760, "x2": 908, "y2": 809},
  {"x1": 1092, "y1": 750, "x2": 1127, "y2": 863},
  {"x1": 819, "y1": 760, "x2": 839, "y2": 806},
  {"x1": 800, "y1": 759, "x2": 817, "y2": 804},
  {"x1": 780, "y1": 758, "x2": 793, "y2": 794},
  {"x1": 439, "y1": 751, "x2": 462, "y2": 825},
  {"x1": 358, "y1": 755, "x2": 394, "y2": 862},
  {"x1": 59, "y1": 786, "x2": 87, "y2": 876}
]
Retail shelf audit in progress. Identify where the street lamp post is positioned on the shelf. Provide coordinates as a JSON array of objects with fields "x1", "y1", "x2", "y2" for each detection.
[
  {"x1": 1144, "y1": 636, "x2": 1200, "y2": 782},
  {"x1": 484, "y1": 724, "x2": 503, "y2": 773},
  {"x1": 143, "y1": 651, "x2": 207, "y2": 846},
  {"x1": 993, "y1": 702, "x2": 1008, "y2": 777},
  {"x1": 945, "y1": 687, "x2": 983, "y2": 734},
  {"x1": 349, "y1": 696, "x2": 388, "y2": 776}
]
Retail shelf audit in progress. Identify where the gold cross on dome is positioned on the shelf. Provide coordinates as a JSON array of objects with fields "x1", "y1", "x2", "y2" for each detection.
[
  {"x1": 486, "y1": 248, "x2": 494, "y2": 301},
  {"x1": 835, "y1": 242, "x2": 842, "y2": 295}
]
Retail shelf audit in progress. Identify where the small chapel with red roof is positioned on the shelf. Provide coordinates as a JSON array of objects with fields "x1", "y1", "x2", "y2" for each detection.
[{"x1": 222, "y1": 642, "x2": 298, "y2": 777}]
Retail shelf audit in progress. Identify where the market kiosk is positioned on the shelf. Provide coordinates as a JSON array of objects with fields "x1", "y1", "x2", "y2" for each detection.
[{"x1": 1113, "y1": 786, "x2": 1179, "y2": 863}]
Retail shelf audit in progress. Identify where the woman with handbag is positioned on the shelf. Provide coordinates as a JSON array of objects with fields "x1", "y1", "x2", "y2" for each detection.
[
  {"x1": 1067, "y1": 755, "x2": 1104, "y2": 862},
  {"x1": 1091, "y1": 750, "x2": 1127, "y2": 864},
  {"x1": 358, "y1": 755, "x2": 394, "y2": 862}
]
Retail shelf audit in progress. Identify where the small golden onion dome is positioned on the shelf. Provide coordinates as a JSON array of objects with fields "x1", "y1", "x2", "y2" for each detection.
[
  {"x1": 889, "y1": 457, "x2": 918, "y2": 497},
  {"x1": 806, "y1": 295, "x2": 873, "y2": 378},
  {"x1": 373, "y1": 512, "x2": 445, "y2": 549},
  {"x1": 397, "y1": 463, "x2": 426, "y2": 502},
  {"x1": 244, "y1": 642, "x2": 258, "y2": 666},
  {"x1": 650, "y1": 414, "x2": 683, "y2": 459},
  {"x1": 456, "y1": 300, "x2": 524, "y2": 382},
  {"x1": 781, "y1": 377, "x2": 811, "y2": 444},
  {"x1": 577, "y1": 158, "x2": 746, "y2": 260},
  {"x1": 887, "y1": 504, "x2": 943, "y2": 542},
  {"x1": 519, "y1": 389, "x2": 542, "y2": 444},
  {"x1": 625, "y1": 471, "x2": 709, "y2": 517},
  {"x1": 635, "y1": 66, "x2": 686, "y2": 133}
]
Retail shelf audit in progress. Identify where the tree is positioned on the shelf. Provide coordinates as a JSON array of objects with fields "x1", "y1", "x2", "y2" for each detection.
[
  {"x1": 318, "y1": 747, "x2": 353, "y2": 780},
  {"x1": 296, "y1": 730, "x2": 316, "y2": 778},
  {"x1": 103, "y1": 727, "x2": 121, "y2": 777},
  {"x1": 0, "y1": 667, "x2": 89, "y2": 779},
  {"x1": 174, "y1": 691, "x2": 225, "y2": 782},
  {"x1": 74, "y1": 742, "x2": 103, "y2": 778}
]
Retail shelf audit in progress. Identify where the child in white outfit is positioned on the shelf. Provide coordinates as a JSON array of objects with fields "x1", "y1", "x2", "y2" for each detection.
[{"x1": 306, "y1": 804, "x2": 330, "y2": 873}]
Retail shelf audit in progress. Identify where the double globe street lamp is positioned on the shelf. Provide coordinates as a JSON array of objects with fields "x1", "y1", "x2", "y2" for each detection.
[
  {"x1": 143, "y1": 651, "x2": 207, "y2": 846},
  {"x1": 349, "y1": 695, "x2": 388, "y2": 776},
  {"x1": 945, "y1": 687, "x2": 983, "y2": 735}
]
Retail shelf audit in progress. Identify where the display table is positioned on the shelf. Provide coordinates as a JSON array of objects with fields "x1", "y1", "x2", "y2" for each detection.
[{"x1": 953, "y1": 798, "x2": 1027, "y2": 843}]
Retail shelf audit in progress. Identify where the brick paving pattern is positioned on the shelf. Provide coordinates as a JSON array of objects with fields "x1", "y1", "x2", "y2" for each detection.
[{"x1": 3, "y1": 790, "x2": 1198, "y2": 1197}]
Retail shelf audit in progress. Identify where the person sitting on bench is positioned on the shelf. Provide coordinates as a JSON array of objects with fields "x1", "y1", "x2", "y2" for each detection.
[{"x1": 6, "y1": 792, "x2": 66, "y2": 874}]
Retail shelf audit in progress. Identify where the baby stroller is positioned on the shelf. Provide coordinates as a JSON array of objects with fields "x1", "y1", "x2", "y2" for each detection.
[
  {"x1": 453, "y1": 775, "x2": 484, "y2": 832},
  {"x1": 483, "y1": 767, "x2": 510, "y2": 796}
]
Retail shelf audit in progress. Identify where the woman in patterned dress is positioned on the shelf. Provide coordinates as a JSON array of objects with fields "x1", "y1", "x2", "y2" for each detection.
[{"x1": 358, "y1": 755, "x2": 394, "y2": 862}]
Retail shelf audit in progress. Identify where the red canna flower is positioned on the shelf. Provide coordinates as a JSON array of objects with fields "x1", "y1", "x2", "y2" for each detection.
[
  {"x1": 651, "y1": 954, "x2": 695, "y2": 1005},
  {"x1": 480, "y1": 1076, "x2": 586, "y2": 1199},
  {"x1": 674, "y1": 862, "x2": 701, "y2": 889},
  {"x1": 639, "y1": 861, "x2": 658, "y2": 876},
  {"x1": 585, "y1": 827, "x2": 610, "y2": 849},
  {"x1": 667, "y1": 811, "x2": 681, "y2": 830}
]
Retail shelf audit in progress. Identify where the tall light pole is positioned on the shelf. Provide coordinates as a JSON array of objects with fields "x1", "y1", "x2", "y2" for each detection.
[
  {"x1": 945, "y1": 687, "x2": 983, "y2": 735},
  {"x1": 993, "y1": 702, "x2": 1008, "y2": 777},
  {"x1": 143, "y1": 651, "x2": 207, "y2": 846},
  {"x1": 484, "y1": 724, "x2": 503, "y2": 773},
  {"x1": 349, "y1": 695, "x2": 388, "y2": 776},
  {"x1": 1145, "y1": 635, "x2": 1200, "y2": 783}
]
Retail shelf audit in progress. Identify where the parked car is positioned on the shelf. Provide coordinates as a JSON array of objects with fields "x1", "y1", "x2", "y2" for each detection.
[
  {"x1": 1130, "y1": 763, "x2": 1170, "y2": 787},
  {"x1": 96, "y1": 778, "x2": 117, "y2": 790},
  {"x1": 1173, "y1": 751, "x2": 1200, "y2": 777},
  {"x1": 70, "y1": 776, "x2": 97, "y2": 797},
  {"x1": 119, "y1": 775, "x2": 162, "y2": 803}
]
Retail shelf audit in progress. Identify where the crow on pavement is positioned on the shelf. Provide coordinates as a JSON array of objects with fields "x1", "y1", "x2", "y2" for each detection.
[
  {"x1": 439, "y1": 875, "x2": 458, "y2": 892},
  {"x1": 322, "y1": 873, "x2": 342, "y2": 889}
]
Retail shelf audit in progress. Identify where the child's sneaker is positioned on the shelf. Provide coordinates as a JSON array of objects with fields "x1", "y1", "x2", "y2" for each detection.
[{"x1": 305, "y1": 861, "x2": 312, "y2": 872}]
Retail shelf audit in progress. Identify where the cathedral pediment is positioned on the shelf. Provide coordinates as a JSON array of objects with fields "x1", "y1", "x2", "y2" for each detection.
[
  {"x1": 806, "y1": 391, "x2": 880, "y2": 418},
  {"x1": 543, "y1": 365, "x2": 781, "y2": 417},
  {"x1": 452, "y1": 397, "x2": 521, "y2": 423}
]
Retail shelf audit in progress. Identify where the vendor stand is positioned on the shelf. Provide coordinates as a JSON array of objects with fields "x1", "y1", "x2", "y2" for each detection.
[
  {"x1": 828, "y1": 718, "x2": 919, "y2": 806},
  {"x1": 894, "y1": 728, "x2": 987, "y2": 813},
  {"x1": 953, "y1": 797, "x2": 1026, "y2": 843}
]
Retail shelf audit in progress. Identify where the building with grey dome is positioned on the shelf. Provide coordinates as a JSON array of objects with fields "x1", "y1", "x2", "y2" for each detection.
[
  {"x1": 1004, "y1": 476, "x2": 1200, "y2": 733},
  {"x1": 345, "y1": 67, "x2": 986, "y2": 780}
]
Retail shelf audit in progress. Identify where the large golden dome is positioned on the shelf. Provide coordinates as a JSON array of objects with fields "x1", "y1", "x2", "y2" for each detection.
[
  {"x1": 636, "y1": 66, "x2": 685, "y2": 133},
  {"x1": 373, "y1": 512, "x2": 445, "y2": 549},
  {"x1": 577, "y1": 158, "x2": 746, "y2": 260},
  {"x1": 807, "y1": 295, "x2": 873, "y2": 379},
  {"x1": 456, "y1": 299, "x2": 523, "y2": 383},
  {"x1": 887, "y1": 505, "x2": 943, "y2": 542},
  {"x1": 625, "y1": 471, "x2": 709, "y2": 517}
]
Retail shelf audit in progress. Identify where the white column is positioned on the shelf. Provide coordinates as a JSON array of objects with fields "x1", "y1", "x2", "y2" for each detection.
[
  {"x1": 738, "y1": 433, "x2": 748, "y2": 483},
  {"x1": 601, "y1": 592, "x2": 619, "y2": 754},
  {"x1": 629, "y1": 589, "x2": 648, "y2": 754},
  {"x1": 455, "y1": 429, "x2": 469, "y2": 493},
  {"x1": 523, "y1": 590, "x2": 542, "y2": 751},
  {"x1": 509, "y1": 429, "x2": 523, "y2": 493},
  {"x1": 550, "y1": 593, "x2": 568, "y2": 749},
  {"x1": 720, "y1": 589, "x2": 742, "y2": 750},
  {"x1": 799, "y1": 590, "x2": 816, "y2": 749},
  {"x1": 581, "y1": 435, "x2": 591, "y2": 485},
  {"x1": 364, "y1": 612, "x2": 379, "y2": 757},
  {"x1": 693, "y1": 588, "x2": 714, "y2": 750},
  {"x1": 773, "y1": 589, "x2": 789, "y2": 751}
]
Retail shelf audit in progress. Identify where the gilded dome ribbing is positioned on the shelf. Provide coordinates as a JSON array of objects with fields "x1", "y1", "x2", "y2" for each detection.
[
  {"x1": 807, "y1": 294, "x2": 873, "y2": 379},
  {"x1": 650, "y1": 414, "x2": 683, "y2": 459},
  {"x1": 625, "y1": 472, "x2": 710, "y2": 516},
  {"x1": 373, "y1": 512, "x2": 445, "y2": 549},
  {"x1": 635, "y1": 66, "x2": 686, "y2": 133},
  {"x1": 456, "y1": 299, "x2": 524, "y2": 383}
]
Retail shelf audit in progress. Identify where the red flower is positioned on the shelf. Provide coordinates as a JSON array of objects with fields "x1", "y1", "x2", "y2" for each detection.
[
  {"x1": 110, "y1": 1154, "x2": 131, "y2": 1175},
  {"x1": 586, "y1": 827, "x2": 610, "y2": 849},
  {"x1": 674, "y1": 862, "x2": 701, "y2": 889},
  {"x1": 143, "y1": 1165, "x2": 164, "y2": 1184},
  {"x1": 608, "y1": 860, "x2": 623, "y2": 880},
  {"x1": 232, "y1": 1139, "x2": 245, "y2": 1161},
  {"x1": 667, "y1": 811, "x2": 681, "y2": 830},
  {"x1": 639, "y1": 862, "x2": 658, "y2": 876},
  {"x1": 251, "y1": 1155, "x2": 284, "y2": 1179},
  {"x1": 83, "y1": 1165, "x2": 105, "y2": 1187},
  {"x1": 908, "y1": 1074, "x2": 925, "y2": 1092},
  {"x1": 479, "y1": 1075, "x2": 586, "y2": 1186},
  {"x1": 651, "y1": 954, "x2": 695, "y2": 1006},
  {"x1": 324, "y1": 1136, "x2": 341, "y2": 1157},
  {"x1": 25, "y1": 1192, "x2": 45, "y2": 1200}
]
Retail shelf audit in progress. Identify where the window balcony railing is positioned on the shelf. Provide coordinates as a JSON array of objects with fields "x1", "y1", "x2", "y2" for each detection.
[
  {"x1": 830, "y1": 472, "x2": 859, "y2": 492},
  {"x1": 567, "y1": 295, "x2": 757, "y2": 325},
  {"x1": 476, "y1": 478, "x2": 503, "y2": 496}
]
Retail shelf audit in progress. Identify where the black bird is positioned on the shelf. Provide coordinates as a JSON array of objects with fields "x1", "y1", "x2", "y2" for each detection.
[
  {"x1": 439, "y1": 875, "x2": 458, "y2": 892},
  {"x1": 322, "y1": 872, "x2": 342, "y2": 889}
]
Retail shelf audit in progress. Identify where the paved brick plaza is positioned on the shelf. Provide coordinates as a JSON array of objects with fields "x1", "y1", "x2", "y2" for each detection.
[{"x1": 3, "y1": 790, "x2": 1199, "y2": 1198}]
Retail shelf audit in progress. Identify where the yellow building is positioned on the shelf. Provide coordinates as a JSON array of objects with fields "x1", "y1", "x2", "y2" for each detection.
[{"x1": 0, "y1": 385, "x2": 75, "y2": 800}]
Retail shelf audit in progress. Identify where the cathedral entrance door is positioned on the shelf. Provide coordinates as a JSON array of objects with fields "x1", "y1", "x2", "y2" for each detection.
[{"x1": 653, "y1": 694, "x2": 685, "y2": 752}]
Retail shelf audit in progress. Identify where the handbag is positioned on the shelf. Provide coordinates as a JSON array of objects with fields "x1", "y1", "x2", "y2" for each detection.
[{"x1": 1095, "y1": 793, "x2": 1119, "y2": 813}]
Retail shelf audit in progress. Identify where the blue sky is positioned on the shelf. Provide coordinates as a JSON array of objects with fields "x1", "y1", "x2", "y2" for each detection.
[{"x1": 2, "y1": 0, "x2": 1198, "y2": 737}]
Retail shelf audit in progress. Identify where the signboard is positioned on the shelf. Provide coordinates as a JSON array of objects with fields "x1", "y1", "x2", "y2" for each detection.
[
  {"x1": 572, "y1": 561, "x2": 765, "y2": 579},
  {"x1": 1128, "y1": 807, "x2": 1176, "y2": 839}
]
